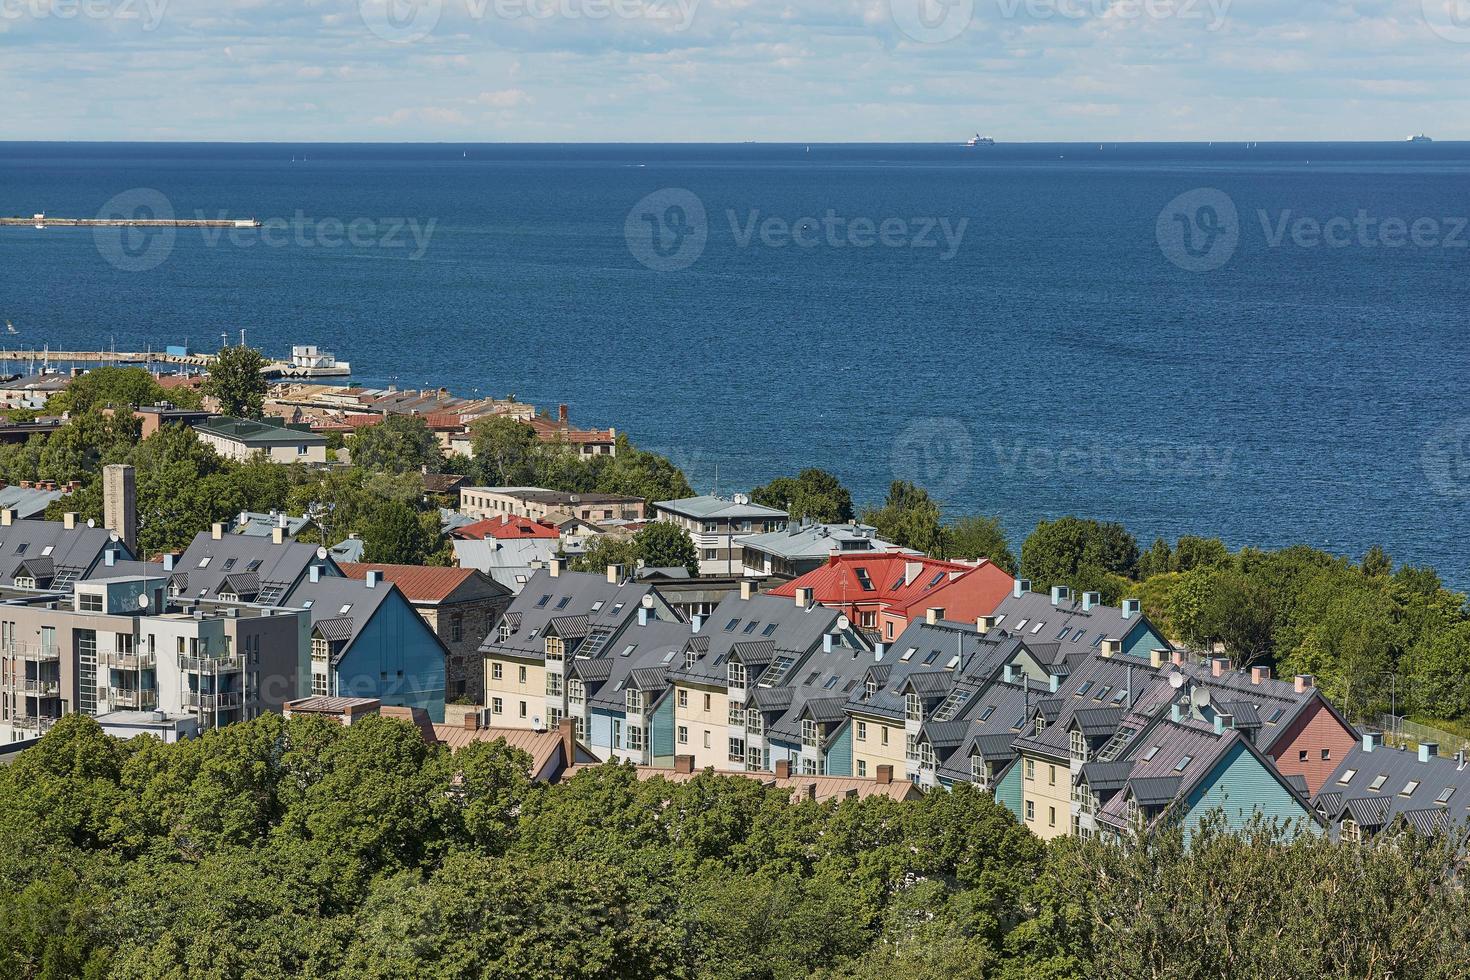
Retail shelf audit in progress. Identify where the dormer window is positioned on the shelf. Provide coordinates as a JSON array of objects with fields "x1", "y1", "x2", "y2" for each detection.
[
  {"x1": 802, "y1": 718, "x2": 818, "y2": 747},
  {"x1": 1069, "y1": 729, "x2": 1088, "y2": 762},
  {"x1": 728, "y1": 661, "x2": 747, "y2": 690},
  {"x1": 864, "y1": 677, "x2": 877, "y2": 700},
  {"x1": 626, "y1": 689, "x2": 644, "y2": 714},
  {"x1": 905, "y1": 692, "x2": 922, "y2": 722},
  {"x1": 1034, "y1": 716, "x2": 1046, "y2": 735}
]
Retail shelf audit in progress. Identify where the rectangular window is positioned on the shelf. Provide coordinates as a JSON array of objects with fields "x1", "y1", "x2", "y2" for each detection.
[
  {"x1": 492, "y1": 663, "x2": 503, "y2": 681},
  {"x1": 79, "y1": 593, "x2": 103, "y2": 613},
  {"x1": 703, "y1": 693, "x2": 711, "y2": 711},
  {"x1": 857, "y1": 760, "x2": 868, "y2": 778},
  {"x1": 678, "y1": 689, "x2": 688, "y2": 708},
  {"x1": 518, "y1": 701, "x2": 527, "y2": 719},
  {"x1": 1025, "y1": 801, "x2": 1035, "y2": 821},
  {"x1": 492, "y1": 697, "x2": 503, "y2": 714},
  {"x1": 678, "y1": 725, "x2": 688, "y2": 744},
  {"x1": 855, "y1": 721, "x2": 867, "y2": 742},
  {"x1": 1025, "y1": 759, "x2": 1035, "y2": 781},
  {"x1": 728, "y1": 737, "x2": 745, "y2": 764},
  {"x1": 518, "y1": 666, "x2": 527, "y2": 684},
  {"x1": 1048, "y1": 806, "x2": 1056, "y2": 828},
  {"x1": 1049, "y1": 765, "x2": 1056, "y2": 787}
]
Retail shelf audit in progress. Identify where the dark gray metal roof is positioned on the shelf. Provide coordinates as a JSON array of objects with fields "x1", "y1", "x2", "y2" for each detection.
[{"x1": 1129, "y1": 776, "x2": 1183, "y2": 806}]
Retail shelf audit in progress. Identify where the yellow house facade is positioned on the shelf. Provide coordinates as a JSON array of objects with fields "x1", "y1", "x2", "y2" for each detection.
[{"x1": 673, "y1": 679, "x2": 731, "y2": 769}]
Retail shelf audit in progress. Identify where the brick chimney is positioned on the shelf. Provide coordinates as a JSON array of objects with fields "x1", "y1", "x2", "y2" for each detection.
[
  {"x1": 674, "y1": 754, "x2": 694, "y2": 774},
  {"x1": 795, "y1": 587, "x2": 814, "y2": 609},
  {"x1": 926, "y1": 607, "x2": 945, "y2": 625},
  {"x1": 558, "y1": 717, "x2": 576, "y2": 766},
  {"x1": 1171, "y1": 650, "x2": 1186, "y2": 667},
  {"x1": 464, "y1": 711, "x2": 480, "y2": 732},
  {"x1": 875, "y1": 764, "x2": 893, "y2": 785},
  {"x1": 740, "y1": 579, "x2": 757, "y2": 601},
  {"x1": 1294, "y1": 674, "x2": 1315, "y2": 694},
  {"x1": 558, "y1": 403, "x2": 569, "y2": 423},
  {"x1": 1251, "y1": 666, "x2": 1271, "y2": 686},
  {"x1": 1211, "y1": 657, "x2": 1231, "y2": 678},
  {"x1": 774, "y1": 759, "x2": 792, "y2": 779}
]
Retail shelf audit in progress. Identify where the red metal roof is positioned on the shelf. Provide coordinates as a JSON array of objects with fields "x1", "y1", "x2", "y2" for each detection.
[
  {"x1": 452, "y1": 515, "x2": 560, "y2": 541},
  {"x1": 339, "y1": 562, "x2": 479, "y2": 603},
  {"x1": 768, "y1": 552, "x2": 1014, "y2": 621}
]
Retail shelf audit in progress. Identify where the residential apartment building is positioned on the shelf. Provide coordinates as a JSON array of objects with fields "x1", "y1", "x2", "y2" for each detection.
[
  {"x1": 339, "y1": 563, "x2": 511, "y2": 704},
  {"x1": 1314, "y1": 734, "x2": 1470, "y2": 843},
  {"x1": 987, "y1": 583, "x2": 1170, "y2": 663},
  {"x1": 769, "y1": 553, "x2": 1015, "y2": 641},
  {"x1": 460, "y1": 487, "x2": 646, "y2": 524},
  {"x1": 478, "y1": 562, "x2": 678, "y2": 734},
  {"x1": 193, "y1": 416, "x2": 329, "y2": 464},
  {"x1": 739, "y1": 521, "x2": 907, "y2": 580},
  {"x1": 0, "y1": 572, "x2": 309, "y2": 742},
  {"x1": 653, "y1": 495, "x2": 787, "y2": 576}
]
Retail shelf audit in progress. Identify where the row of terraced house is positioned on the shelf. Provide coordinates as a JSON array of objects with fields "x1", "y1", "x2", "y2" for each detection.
[{"x1": 479, "y1": 555, "x2": 1470, "y2": 845}]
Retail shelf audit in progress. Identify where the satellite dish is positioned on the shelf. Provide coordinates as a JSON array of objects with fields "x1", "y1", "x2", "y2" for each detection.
[
  {"x1": 137, "y1": 593, "x2": 150, "y2": 609},
  {"x1": 86, "y1": 518, "x2": 96, "y2": 528},
  {"x1": 532, "y1": 715, "x2": 544, "y2": 731},
  {"x1": 1190, "y1": 686, "x2": 1212, "y2": 708},
  {"x1": 641, "y1": 593, "x2": 654, "y2": 609},
  {"x1": 316, "y1": 546, "x2": 328, "y2": 560},
  {"x1": 1169, "y1": 672, "x2": 1185, "y2": 689},
  {"x1": 836, "y1": 615, "x2": 851, "y2": 632},
  {"x1": 109, "y1": 531, "x2": 120, "y2": 543}
]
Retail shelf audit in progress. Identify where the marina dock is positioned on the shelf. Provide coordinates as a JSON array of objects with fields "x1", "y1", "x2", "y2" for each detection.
[{"x1": 0, "y1": 346, "x2": 350, "y2": 379}]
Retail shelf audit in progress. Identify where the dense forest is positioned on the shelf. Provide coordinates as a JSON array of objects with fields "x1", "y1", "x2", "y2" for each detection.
[{"x1": 2, "y1": 714, "x2": 1467, "y2": 980}]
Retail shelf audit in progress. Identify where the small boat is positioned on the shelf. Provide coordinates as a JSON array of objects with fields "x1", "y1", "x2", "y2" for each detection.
[
  {"x1": 1408, "y1": 134, "x2": 1433, "y2": 143},
  {"x1": 966, "y1": 133, "x2": 995, "y2": 147},
  {"x1": 5, "y1": 322, "x2": 15, "y2": 336}
]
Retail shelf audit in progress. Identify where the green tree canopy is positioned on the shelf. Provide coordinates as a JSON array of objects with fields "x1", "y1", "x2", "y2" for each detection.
[
  {"x1": 752, "y1": 469, "x2": 855, "y2": 524},
  {"x1": 1020, "y1": 517, "x2": 1140, "y2": 592},
  {"x1": 202, "y1": 345, "x2": 268, "y2": 418},
  {"x1": 861, "y1": 481, "x2": 943, "y2": 555},
  {"x1": 348, "y1": 415, "x2": 444, "y2": 474},
  {"x1": 942, "y1": 515, "x2": 1017, "y2": 573}
]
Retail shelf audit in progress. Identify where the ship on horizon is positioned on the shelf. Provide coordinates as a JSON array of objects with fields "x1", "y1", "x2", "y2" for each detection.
[
  {"x1": 966, "y1": 133, "x2": 995, "y2": 147},
  {"x1": 1408, "y1": 134, "x2": 1433, "y2": 143}
]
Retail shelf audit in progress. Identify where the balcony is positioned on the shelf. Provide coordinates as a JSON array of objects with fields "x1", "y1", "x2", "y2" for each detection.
[
  {"x1": 104, "y1": 688, "x2": 158, "y2": 709},
  {"x1": 103, "y1": 650, "x2": 157, "y2": 670},
  {"x1": 21, "y1": 678, "x2": 61, "y2": 696},
  {"x1": 12, "y1": 715, "x2": 58, "y2": 733},
  {"x1": 2, "y1": 643, "x2": 60, "y2": 663},
  {"x1": 184, "y1": 690, "x2": 245, "y2": 711},
  {"x1": 178, "y1": 654, "x2": 244, "y2": 674}
]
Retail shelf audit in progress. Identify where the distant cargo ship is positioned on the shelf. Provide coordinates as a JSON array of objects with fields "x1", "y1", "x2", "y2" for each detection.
[
  {"x1": 1408, "y1": 134, "x2": 1434, "y2": 143},
  {"x1": 966, "y1": 134, "x2": 995, "y2": 147}
]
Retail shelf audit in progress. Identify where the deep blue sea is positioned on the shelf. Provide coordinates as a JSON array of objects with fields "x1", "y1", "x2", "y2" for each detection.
[{"x1": 1, "y1": 142, "x2": 1468, "y2": 585}]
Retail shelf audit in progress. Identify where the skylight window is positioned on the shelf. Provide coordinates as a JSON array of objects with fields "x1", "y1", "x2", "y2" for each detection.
[
  {"x1": 1267, "y1": 708, "x2": 1285, "y2": 723},
  {"x1": 724, "y1": 619, "x2": 740, "y2": 632},
  {"x1": 611, "y1": 603, "x2": 624, "y2": 615},
  {"x1": 1337, "y1": 769, "x2": 1357, "y2": 785},
  {"x1": 923, "y1": 650, "x2": 939, "y2": 665},
  {"x1": 1072, "y1": 629, "x2": 1087, "y2": 642},
  {"x1": 900, "y1": 647, "x2": 916, "y2": 662},
  {"x1": 197, "y1": 556, "x2": 211, "y2": 568},
  {"x1": 946, "y1": 656, "x2": 961, "y2": 669},
  {"x1": 928, "y1": 572, "x2": 946, "y2": 587},
  {"x1": 1174, "y1": 756, "x2": 1193, "y2": 772},
  {"x1": 742, "y1": 621, "x2": 759, "y2": 634},
  {"x1": 619, "y1": 644, "x2": 636, "y2": 657},
  {"x1": 1142, "y1": 745, "x2": 1160, "y2": 761},
  {"x1": 1437, "y1": 786, "x2": 1455, "y2": 805},
  {"x1": 1401, "y1": 780, "x2": 1420, "y2": 798},
  {"x1": 1013, "y1": 619, "x2": 1028, "y2": 631},
  {"x1": 804, "y1": 671, "x2": 821, "y2": 686},
  {"x1": 1030, "y1": 621, "x2": 1046, "y2": 634},
  {"x1": 993, "y1": 614, "x2": 1005, "y2": 625},
  {"x1": 1057, "y1": 626, "x2": 1071, "y2": 640},
  {"x1": 979, "y1": 705, "x2": 996, "y2": 721},
  {"x1": 762, "y1": 624, "x2": 778, "y2": 637},
  {"x1": 223, "y1": 558, "x2": 237, "y2": 570},
  {"x1": 338, "y1": 603, "x2": 352, "y2": 614},
  {"x1": 535, "y1": 594, "x2": 551, "y2": 608},
  {"x1": 1369, "y1": 774, "x2": 1388, "y2": 792},
  {"x1": 1077, "y1": 681, "x2": 1094, "y2": 697},
  {"x1": 1091, "y1": 634, "x2": 1106, "y2": 648},
  {"x1": 591, "y1": 601, "x2": 604, "y2": 612},
  {"x1": 14, "y1": 543, "x2": 26, "y2": 555},
  {"x1": 556, "y1": 597, "x2": 571, "y2": 609},
  {"x1": 855, "y1": 568, "x2": 874, "y2": 591},
  {"x1": 823, "y1": 676, "x2": 840, "y2": 690},
  {"x1": 1112, "y1": 689, "x2": 1128, "y2": 703},
  {"x1": 246, "y1": 559, "x2": 262, "y2": 572},
  {"x1": 1096, "y1": 686, "x2": 1112, "y2": 701}
]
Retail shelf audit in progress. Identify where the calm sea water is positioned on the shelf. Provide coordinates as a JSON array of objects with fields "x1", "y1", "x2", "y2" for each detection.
[{"x1": 1, "y1": 142, "x2": 1468, "y2": 585}]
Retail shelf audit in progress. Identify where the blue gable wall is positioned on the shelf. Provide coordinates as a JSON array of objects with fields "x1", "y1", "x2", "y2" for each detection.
[
  {"x1": 590, "y1": 709, "x2": 614, "y2": 756},
  {"x1": 1123, "y1": 620, "x2": 1168, "y2": 660},
  {"x1": 995, "y1": 759, "x2": 1024, "y2": 821},
  {"x1": 825, "y1": 723, "x2": 853, "y2": 777},
  {"x1": 1181, "y1": 741, "x2": 1315, "y2": 839},
  {"x1": 651, "y1": 693, "x2": 675, "y2": 766},
  {"x1": 334, "y1": 591, "x2": 446, "y2": 721}
]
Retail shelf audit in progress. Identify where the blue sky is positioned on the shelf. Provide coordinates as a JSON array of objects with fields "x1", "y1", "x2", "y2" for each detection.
[{"x1": 1, "y1": 0, "x2": 1465, "y2": 140}]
